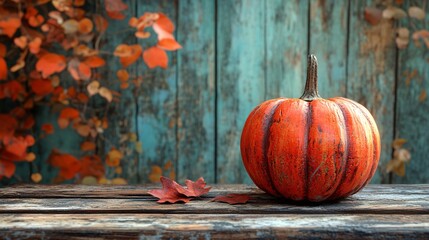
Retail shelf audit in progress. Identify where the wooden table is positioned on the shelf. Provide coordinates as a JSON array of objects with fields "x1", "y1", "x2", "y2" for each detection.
[{"x1": 0, "y1": 184, "x2": 428, "y2": 239}]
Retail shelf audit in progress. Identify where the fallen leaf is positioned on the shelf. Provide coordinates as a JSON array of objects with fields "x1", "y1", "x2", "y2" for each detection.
[
  {"x1": 148, "y1": 176, "x2": 192, "y2": 203},
  {"x1": 115, "y1": 44, "x2": 142, "y2": 68},
  {"x1": 364, "y1": 7, "x2": 382, "y2": 25},
  {"x1": 157, "y1": 38, "x2": 182, "y2": 51},
  {"x1": 83, "y1": 56, "x2": 105, "y2": 68},
  {"x1": 211, "y1": 194, "x2": 250, "y2": 205},
  {"x1": 36, "y1": 53, "x2": 67, "y2": 78},
  {"x1": 143, "y1": 46, "x2": 168, "y2": 69},
  {"x1": 408, "y1": 6, "x2": 425, "y2": 20},
  {"x1": 78, "y1": 18, "x2": 93, "y2": 34},
  {"x1": 30, "y1": 79, "x2": 54, "y2": 96},
  {"x1": 175, "y1": 177, "x2": 211, "y2": 197}
]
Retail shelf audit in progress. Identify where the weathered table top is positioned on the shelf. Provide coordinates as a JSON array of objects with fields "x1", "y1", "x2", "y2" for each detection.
[{"x1": 0, "y1": 184, "x2": 428, "y2": 239}]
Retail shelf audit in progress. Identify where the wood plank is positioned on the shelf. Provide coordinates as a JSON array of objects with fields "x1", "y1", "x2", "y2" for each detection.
[
  {"x1": 102, "y1": 0, "x2": 139, "y2": 183},
  {"x1": 0, "y1": 185, "x2": 427, "y2": 214},
  {"x1": 265, "y1": 0, "x2": 308, "y2": 99},
  {"x1": 393, "y1": 3, "x2": 429, "y2": 183},
  {"x1": 347, "y1": 0, "x2": 397, "y2": 184},
  {"x1": 309, "y1": 0, "x2": 348, "y2": 98},
  {"x1": 1, "y1": 184, "x2": 427, "y2": 198},
  {"x1": 176, "y1": 1, "x2": 216, "y2": 183},
  {"x1": 136, "y1": 0, "x2": 178, "y2": 183},
  {"x1": 216, "y1": 0, "x2": 266, "y2": 184},
  {"x1": 0, "y1": 214, "x2": 428, "y2": 239}
]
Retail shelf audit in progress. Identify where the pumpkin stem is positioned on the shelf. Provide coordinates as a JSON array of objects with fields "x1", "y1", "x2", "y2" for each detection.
[{"x1": 300, "y1": 54, "x2": 321, "y2": 101}]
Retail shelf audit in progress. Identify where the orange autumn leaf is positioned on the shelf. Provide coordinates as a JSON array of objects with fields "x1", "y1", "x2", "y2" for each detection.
[
  {"x1": 4, "y1": 136, "x2": 33, "y2": 158},
  {"x1": 23, "y1": 116, "x2": 35, "y2": 130},
  {"x1": 93, "y1": 14, "x2": 108, "y2": 33},
  {"x1": 149, "y1": 165, "x2": 163, "y2": 183},
  {"x1": 80, "y1": 155, "x2": 104, "y2": 178},
  {"x1": 128, "y1": 17, "x2": 138, "y2": 27},
  {"x1": 31, "y1": 173, "x2": 42, "y2": 183},
  {"x1": 78, "y1": 62, "x2": 91, "y2": 80},
  {"x1": 36, "y1": 53, "x2": 67, "y2": 78},
  {"x1": 75, "y1": 124, "x2": 90, "y2": 137},
  {"x1": 41, "y1": 123, "x2": 54, "y2": 134},
  {"x1": 0, "y1": 81, "x2": 25, "y2": 100},
  {"x1": 29, "y1": 37, "x2": 42, "y2": 54},
  {"x1": 116, "y1": 69, "x2": 129, "y2": 81},
  {"x1": 59, "y1": 107, "x2": 80, "y2": 119},
  {"x1": 0, "y1": 58, "x2": 6, "y2": 80},
  {"x1": 143, "y1": 46, "x2": 168, "y2": 69},
  {"x1": 154, "y1": 13, "x2": 174, "y2": 33},
  {"x1": 114, "y1": 44, "x2": 142, "y2": 68},
  {"x1": 211, "y1": 194, "x2": 250, "y2": 205},
  {"x1": 29, "y1": 14, "x2": 44, "y2": 27},
  {"x1": 30, "y1": 79, "x2": 54, "y2": 96},
  {"x1": 106, "y1": 148, "x2": 122, "y2": 167},
  {"x1": 83, "y1": 56, "x2": 105, "y2": 68},
  {"x1": 0, "y1": 114, "x2": 17, "y2": 141},
  {"x1": 0, "y1": 43, "x2": 6, "y2": 57},
  {"x1": 0, "y1": 9, "x2": 21, "y2": 37},
  {"x1": 14, "y1": 36, "x2": 28, "y2": 49},
  {"x1": 157, "y1": 38, "x2": 182, "y2": 51},
  {"x1": 81, "y1": 141, "x2": 96, "y2": 151},
  {"x1": 49, "y1": 151, "x2": 81, "y2": 180},
  {"x1": 78, "y1": 18, "x2": 93, "y2": 34},
  {"x1": 104, "y1": 0, "x2": 128, "y2": 20},
  {"x1": 0, "y1": 161, "x2": 16, "y2": 178}
]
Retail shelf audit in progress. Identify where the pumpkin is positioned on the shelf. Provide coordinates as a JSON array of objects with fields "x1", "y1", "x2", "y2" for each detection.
[{"x1": 240, "y1": 55, "x2": 380, "y2": 202}]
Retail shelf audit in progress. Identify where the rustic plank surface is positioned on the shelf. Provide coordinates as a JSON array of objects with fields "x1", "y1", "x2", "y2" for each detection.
[
  {"x1": 216, "y1": 0, "x2": 266, "y2": 184},
  {"x1": 0, "y1": 184, "x2": 428, "y2": 239},
  {"x1": 393, "y1": 2, "x2": 429, "y2": 184},
  {"x1": 347, "y1": 0, "x2": 397, "y2": 184},
  {"x1": 0, "y1": 214, "x2": 428, "y2": 239},
  {"x1": 176, "y1": 0, "x2": 216, "y2": 183}
]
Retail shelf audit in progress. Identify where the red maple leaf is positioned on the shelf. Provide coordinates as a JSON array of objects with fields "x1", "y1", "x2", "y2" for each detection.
[
  {"x1": 175, "y1": 177, "x2": 211, "y2": 197},
  {"x1": 211, "y1": 194, "x2": 250, "y2": 205},
  {"x1": 147, "y1": 176, "x2": 192, "y2": 203}
]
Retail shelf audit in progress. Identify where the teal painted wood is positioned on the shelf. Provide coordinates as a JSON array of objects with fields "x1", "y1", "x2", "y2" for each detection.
[
  {"x1": 102, "y1": 0, "x2": 140, "y2": 183},
  {"x1": 136, "y1": 0, "x2": 179, "y2": 182},
  {"x1": 176, "y1": 1, "x2": 215, "y2": 183},
  {"x1": 393, "y1": 3, "x2": 429, "y2": 184},
  {"x1": 265, "y1": 0, "x2": 308, "y2": 99},
  {"x1": 309, "y1": 0, "x2": 348, "y2": 98},
  {"x1": 347, "y1": 0, "x2": 397, "y2": 184},
  {"x1": 217, "y1": 0, "x2": 266, "y2": 184}
]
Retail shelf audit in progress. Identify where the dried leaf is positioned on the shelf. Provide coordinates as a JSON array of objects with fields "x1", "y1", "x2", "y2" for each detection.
[
  {"x1": 408, "y1": 6, "x2": 425, "y2": 20},
  {"x1": 364, "y1": 7, "x2": 382, "y2": 25},
  {"x1": 154, "y1": 13, "x2": 174, "y2": 33},
  {"x1": 78, "y1": 18, "x2": 93, "y2": 34},
  {"x1": 99, "y1": 87, "x2": 112, "y2": 102},
  {"x1": 106, "y1": 148, "x2": 122, "y2": 167},
  {"x1": 93, "y1": 14, "x2": 108, "y2": 33},
  {"x1": 87, "y1": 80, "x2": 100, "y2": 96},
  {"x1": 75, "y1": 124, "x2": 90, "y2": 137},
  {"x1": 148, "y1": 176, "x2": 192, "y2": 203},
  {"x1": 211, "y1": 194, "x2": 250, "y2": 205},
  {"x1": 114, "y1": 44, "x2": 142, "y2": 68},
  {"x1": 104, "y1": 0, "x2": 128, "y2": 20},
  {"x1": 175, "y1": 177, "x2": 211, "y2": 197},
  {"x1": 116, "y1": 69, "x2": 129, "y2": 81},
  {"x1": 31, "y1": 173, "x2": 42, "y2": 183},
  {"x1": 396, "y1": 37, "x2": 409, "y2": 49},
  {"x1": 383, "y1": 6, "x2": 407, "y2": 19},
  {"x1": 157, "y1": 38, "x2": 182, "y2": 51},
  {"x1": 62, "y1": 19, "x2": 79, "y2": 34},
  {"x1": 394, "y1": 148, "x2": 411, "y2": 163},
  {"x1": 143, "y1": 46, "x2": 168, "y2": 69},
  {"x1": 36, "y1": 53, "x2": 67, "y2": 78},
  {"x1": 83, "y1": 56, "x2": 105, "y2": 68}
]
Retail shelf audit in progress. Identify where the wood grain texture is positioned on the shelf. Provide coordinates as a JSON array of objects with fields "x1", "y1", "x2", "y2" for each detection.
[
  {"x1": 176, "y1": 0, "x2": 215, "y2": 183},
  {"x1": 393, "y1": 3, "x2": 429, "y2": 184},
  {"x1": 216, "y1": 0, "x2": 266, "y2": 184},
  {"x1": 309, "y1": 0, "x2": 348, "y2": 98},
  {"x1": 0, "y1": 214, "x2": 428, "y2": 240},
  {"x1": 136, "y1": 0, "x2": 179, "y2": 182},
  {"x1": 265, "y1": 0, "x2": 308, "y2": 99},
  {"x1": 347, "y1": 0, "x2": 396, "y2": 184},
  {"x1": 102, "y1": 0, "x2": 140, "y2": 183}
]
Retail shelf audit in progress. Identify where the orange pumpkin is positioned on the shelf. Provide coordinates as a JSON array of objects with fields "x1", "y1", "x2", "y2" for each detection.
[{"x1": 240, "y1": 55, "x2": 380, "y2": 202}]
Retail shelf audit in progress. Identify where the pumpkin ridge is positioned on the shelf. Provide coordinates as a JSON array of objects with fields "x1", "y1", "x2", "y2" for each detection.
[
  {"x1": 261, "y1": 99, "x2": 286, "y2": 197},
  {"x1": 327, "y1": 99, "x2": 351, "y2": 200},
  {"x1": 343, "y1": 98, "x2": 380, "y2": 194},
  {"x1": 304, "y1": 100, "x2": 312, "y2": 199}
]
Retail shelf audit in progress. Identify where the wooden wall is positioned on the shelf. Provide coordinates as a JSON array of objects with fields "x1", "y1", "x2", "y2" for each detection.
[{"x1": 8, "y1": 0, "x2": 429, "y2": 184}]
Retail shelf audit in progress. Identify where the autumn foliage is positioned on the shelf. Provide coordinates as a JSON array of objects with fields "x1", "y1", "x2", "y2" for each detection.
[{"x1": 0, "y1": 0, "x2": 181, "y2": 183}]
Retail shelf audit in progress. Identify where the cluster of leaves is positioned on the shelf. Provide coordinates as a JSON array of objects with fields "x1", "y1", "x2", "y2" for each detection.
[
  {"x1": 148, "y1": 176, "x2": 250, "y2": 205},
  {"x1": 386, "y1": 139, "x2": 411, "y2": 177},
  {"x1": 0, "y1": 0, "x2": 181, "y2": 183},
  {"x1": 364, "y1": 2, "x2": 428, "y2": 49}
]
